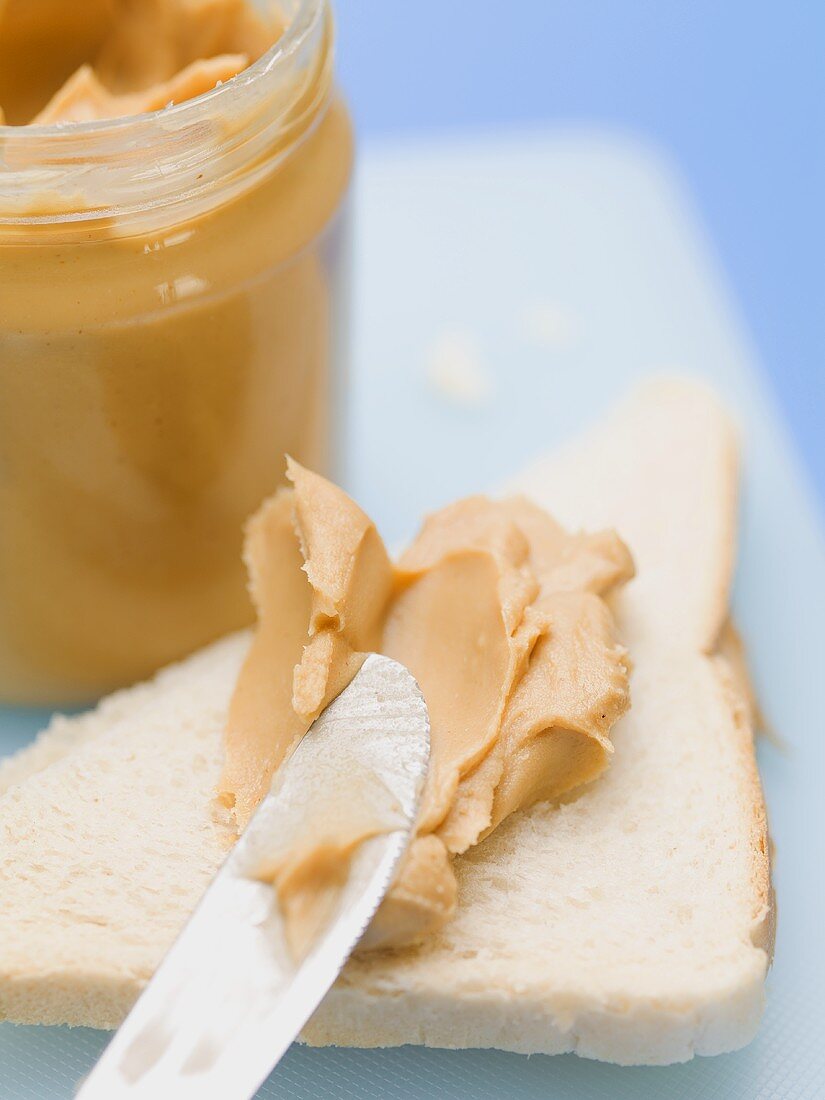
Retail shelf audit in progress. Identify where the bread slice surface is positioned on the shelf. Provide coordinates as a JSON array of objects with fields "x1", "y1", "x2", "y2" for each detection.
[{"x1": 0, "y1": 377, "x2": 772, "y2": 1064}]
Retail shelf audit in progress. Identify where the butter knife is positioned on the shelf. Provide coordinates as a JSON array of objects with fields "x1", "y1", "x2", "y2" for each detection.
[{"x1": 77, "y1": 654, "x2": 430, "y2": 1099}]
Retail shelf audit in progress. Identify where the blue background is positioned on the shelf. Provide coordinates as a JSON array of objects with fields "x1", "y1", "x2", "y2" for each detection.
[{"x1": 335, "y1": 0, "x2": 824, "y2": 501}]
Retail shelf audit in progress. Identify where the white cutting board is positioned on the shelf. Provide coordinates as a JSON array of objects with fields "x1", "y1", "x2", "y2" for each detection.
[{"x1": 1, "y1": 130, "x2": 823, "y2": 1100}]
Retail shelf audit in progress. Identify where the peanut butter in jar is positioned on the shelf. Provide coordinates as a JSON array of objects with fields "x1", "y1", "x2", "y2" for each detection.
[{"x1": 0, "y1": 0, "x2": 353, "y2": 703}]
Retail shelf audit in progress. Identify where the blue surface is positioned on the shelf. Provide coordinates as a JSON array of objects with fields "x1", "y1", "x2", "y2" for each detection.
[
  {"x1": 335, "y1": 0, "x2": 825, "y2": 504},
  {"x1": 2, "y1": 132, "x2": 823, "y2": 1098}
]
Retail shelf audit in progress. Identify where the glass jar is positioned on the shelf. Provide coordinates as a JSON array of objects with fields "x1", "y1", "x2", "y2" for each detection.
[{"x1": 0, "y1": 0, "x2": 352, "y2": 704}]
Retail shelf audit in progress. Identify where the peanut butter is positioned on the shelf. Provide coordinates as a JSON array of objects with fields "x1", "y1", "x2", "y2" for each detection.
[
  {"x1": 254, "y1": 740, "x2": 408, "y2": 960},
  {"x1": 222, "y1": 461, "x2": 634, "y2": 950},
  {"x1": 0, "y1": 1, "x2": 353, "y2": 703},
  {"x1": 0, "y1": 0, "x2": 275, "y2": 125}
]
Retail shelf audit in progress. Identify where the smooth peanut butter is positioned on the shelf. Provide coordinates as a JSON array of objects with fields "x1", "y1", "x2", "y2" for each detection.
[
  {"x1": 221, "y1": 461, "x2": 634, "y2": 950},
  {"x1": 0, "y1": 1, "x2": 353, "y2": 703}
]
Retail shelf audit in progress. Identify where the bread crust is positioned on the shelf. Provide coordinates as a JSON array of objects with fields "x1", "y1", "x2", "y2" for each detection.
[{"x1": 712, "y1": 651, "x2": 776, "y2": 962}]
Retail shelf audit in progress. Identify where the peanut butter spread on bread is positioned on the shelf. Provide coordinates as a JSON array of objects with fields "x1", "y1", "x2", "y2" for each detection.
[{"x1": 221, "y1": 462, "x2": 634, "y2": 949}]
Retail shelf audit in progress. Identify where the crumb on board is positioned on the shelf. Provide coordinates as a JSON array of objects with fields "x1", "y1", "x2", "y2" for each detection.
[
  {"x1": 517, "y1": 299, "x2": 577, "y2": 349},
  {"x1": 425, "y1": 330, "x2": 493, "y2": 407}
]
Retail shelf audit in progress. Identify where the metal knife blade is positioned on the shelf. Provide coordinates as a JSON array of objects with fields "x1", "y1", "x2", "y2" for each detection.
[{"x1": 76, "y1": 653, "x2": 430, "y2": 1100}]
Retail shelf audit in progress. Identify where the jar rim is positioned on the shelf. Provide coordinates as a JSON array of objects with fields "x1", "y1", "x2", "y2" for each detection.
[
  {"x1": 0, "y1": 0, "x2": 322, "y2": 142},
  {"x1": 0, "y1": 0, "x2": 333, "y2": 227}
]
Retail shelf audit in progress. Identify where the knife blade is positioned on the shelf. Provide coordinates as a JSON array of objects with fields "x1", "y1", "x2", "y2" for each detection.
[{"x1": 76, "y1": 653, "x2": 430, "y2": 1099}]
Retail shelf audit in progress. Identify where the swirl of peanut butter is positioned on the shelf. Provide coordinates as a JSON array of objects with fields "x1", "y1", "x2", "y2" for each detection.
[
  {"x1": 221, "y1": 461, "x2": 633, "y2": 951},
  {"x1": 0, "y1": 0, "x2": 278, "y2": 126}
]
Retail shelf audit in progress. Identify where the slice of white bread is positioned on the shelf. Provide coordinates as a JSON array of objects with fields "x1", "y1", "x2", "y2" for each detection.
[{"x1": 0, "y1": 377, "x2": 772, "y2": 1065}]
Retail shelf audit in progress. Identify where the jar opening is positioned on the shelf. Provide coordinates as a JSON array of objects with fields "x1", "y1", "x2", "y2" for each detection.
[{"x1": 0, "y1": 0, "x2": 332, "y2": 228}]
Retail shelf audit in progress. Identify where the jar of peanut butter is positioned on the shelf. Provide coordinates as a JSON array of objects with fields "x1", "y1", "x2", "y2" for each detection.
[{"x1": 0, "y1": 0, "x2": 353, "y2": 704}]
